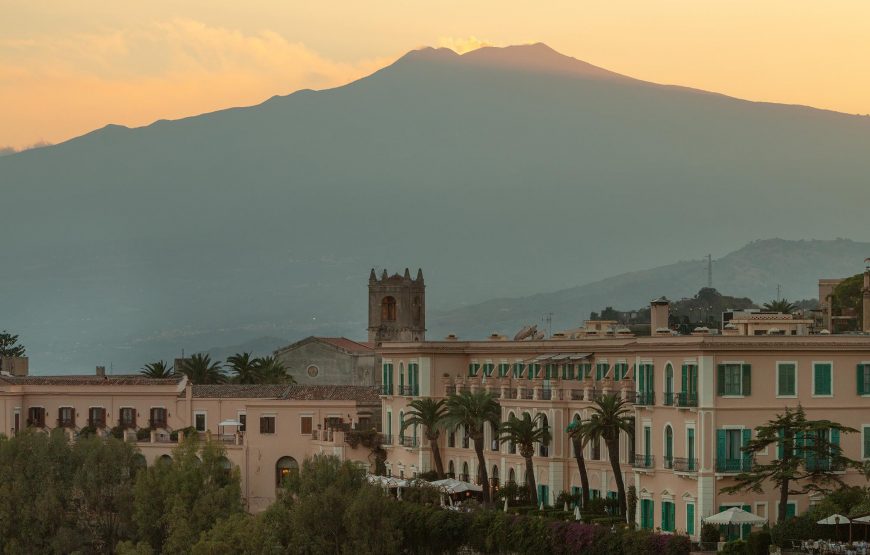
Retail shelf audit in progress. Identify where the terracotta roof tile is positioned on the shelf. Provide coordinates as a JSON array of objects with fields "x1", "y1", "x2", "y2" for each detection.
[
  {"x1": 188, "y1": 384, "x2": 290, "y2": 399},
  {"x1": 281, "y1": 385, "x2": 380, "y2": 403},
  {"x1": 0, "y1": 374, "x2": 184, "y2": 386},
  {"x1": 314, "y1": 337, "x2": 374, "y2": 353}
]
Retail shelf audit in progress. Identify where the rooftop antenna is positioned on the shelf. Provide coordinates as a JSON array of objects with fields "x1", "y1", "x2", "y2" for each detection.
[
  {"x1": 707, "y1": 254, "x2": 713, "y2": 288},
  {"x1": 776, "y1": 284, "x2": 782, "y2": 301},
  {"x1": 541, "y1": 313, "x2": 553, "y2": 338}
]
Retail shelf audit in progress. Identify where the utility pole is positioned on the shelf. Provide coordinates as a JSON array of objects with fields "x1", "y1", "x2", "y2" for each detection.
[{"x1": 707, "y1": 254, "x2": 713, "y2": 289}]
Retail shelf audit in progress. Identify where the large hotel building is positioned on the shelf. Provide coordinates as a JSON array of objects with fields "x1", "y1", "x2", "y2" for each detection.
[{"x1": 2, "y1": 265, "x2": 869, "y2": 538}]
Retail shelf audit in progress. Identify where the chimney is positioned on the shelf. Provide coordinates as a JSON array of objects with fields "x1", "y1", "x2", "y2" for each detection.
[
  {"x1": 96, "y1": 365, "x2": 106, "y2": 377},
  {"x1": 863, "y1": 260, "x2": 870, "y2": 333},
  {"x1": 650, "y1": 297, "x2": 671, "y2": 335},
  {"x1": 0, "y1": 356, "x2": 29, "y2": 376}
]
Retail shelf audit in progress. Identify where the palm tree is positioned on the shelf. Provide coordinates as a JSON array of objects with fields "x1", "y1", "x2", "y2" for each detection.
[
  {"x1": 763, "y1": 299, "x2": 797, "y2": 314},
  {"x1": 444, "y1": 390, "x2": 501, "y2": 503},
  {"x1": 226, "y1": 352, "x2": 262, "y2": 384},
  {"x1": 140, "y1": 360, "x2": 175, "y2": 379},
  {"x1": 401, "y1": 398, "x2": 448, "y2": 477},
  {"x1": 566, "y1": 414, "x2": 591, "y2": 510},
  {"x1": 499, "y1": 413, "x2": 551, "y2": 506},
  {"x1": 179, "y1": 353, "x2": 226, "y2": 384},
  {"x1": 254, "y1": 355, "x2": 296, "y2": 384},
  {"x1": 582, "y1": 394, "x2": 634, "y2": 518}
]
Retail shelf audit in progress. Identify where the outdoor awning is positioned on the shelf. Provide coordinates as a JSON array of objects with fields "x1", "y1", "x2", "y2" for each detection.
[
  {"x1": 429, "y1": 478, "x2": 483, "y2": 494},
  {"x1": 703, "y1": 507, "x2": 766, "y2": 526},
  {"x1": 818, "y1": 514, "x2": 851, "y2": 525},
  {"x1": 567, "y1": 353, "x2": 592, "y2": 360}
]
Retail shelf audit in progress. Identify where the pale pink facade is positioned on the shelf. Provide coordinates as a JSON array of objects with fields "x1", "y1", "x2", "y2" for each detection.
[
  {"x1": 0, "y1": 374, "x2": 379, "y2": 512},
  {"x1": 378, "y1": 332, "x2": 870, "y2": 539}
]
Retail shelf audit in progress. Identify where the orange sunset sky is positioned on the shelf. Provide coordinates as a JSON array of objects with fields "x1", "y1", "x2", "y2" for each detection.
[{"x1": 3, "y1": 0, "x2": 870, "y2": 150}]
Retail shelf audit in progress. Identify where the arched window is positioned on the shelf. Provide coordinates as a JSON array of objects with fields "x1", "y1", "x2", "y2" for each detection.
[
  {"x1": 131, "y1": 454, "x2": 147, "y2": 477},
  {"x1": 413, "y1": 296, "x2": 422, "y2": 321},
  {"x1": 157, "y1": 454, "x2": 172, "y2": 466},
  {"x1": 276, "y1": 456, "x2": 299, "y2": 487},
  {"x1": 508, "y1": 467, "x2": 516, "y2": 485},
  {"x1": 461, "y1": 461, "x2": 469, "y2": 482},
  {"x1": 448, "y1": 460, "x2": 455, "y2": 478},
  {"x1": 539, "y1": 414, "x2": 550, "y2": 457},
  {"x1": 381, "y1": 296, "x2": 397, "y2": 321},
  {"x1": 491, "y1": 464, "x2": 499, "y2": 487},
  {"x1": 664, "y1": 426, "x2": 673, "y2": 469},
  {"x1": 665, "y1": 364, "x2": 674, "y2": 405}
]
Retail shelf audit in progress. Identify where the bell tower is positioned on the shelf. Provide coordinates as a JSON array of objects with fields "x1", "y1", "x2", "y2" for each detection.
[{"x1": 368, "y1": 268, "x2": 426, "y2": 343}]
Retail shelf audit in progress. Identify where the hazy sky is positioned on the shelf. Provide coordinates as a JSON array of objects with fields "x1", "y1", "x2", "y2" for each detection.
[{"x1": 3, "y1": 0, "x2": 870, "y2": 149}]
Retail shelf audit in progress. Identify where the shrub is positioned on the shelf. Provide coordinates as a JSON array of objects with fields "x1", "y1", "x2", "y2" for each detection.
[
  {"x1": 110, "y1": 425, "x2": 125, "y2": 439},
  {"x1": 136, "y1": 427, "x2": 151, "y2": 441},
  {"x1": 169, "y1": 426, "x2": 197, "y2": 441},
  {"x1": 721, "y1": 539, "x2": 747, "y2": 554},
  {"x1": 418, "y1": 469, "x2": 439, "y2": 481},
  {"x1": 78, "y1": 425, "x2": 98, "y2": 438},
  {"x1": 701, "y1": 522, "x2": 721, "y2": 543},
  {"x1": 746, "y1": 530, "x2": 772, "y2": 555},
  {"x1": 770, "y1": 513, "x2": 830, "y2": 546}
]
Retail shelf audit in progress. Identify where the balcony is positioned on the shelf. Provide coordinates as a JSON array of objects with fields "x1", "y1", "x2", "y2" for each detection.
[
  {"x1": 539, "y1": 388, "x2": 553, "y2": 401},
  {"x1": 632, "y1": 454, "x2": 655, "y2": 469},
  {"x1": 380, "y1": 434, "x2": 394, "y2": 445},
  {"x1": 520, "y1": 388, "x2": 534, "y2": 400},
  {"x1": 663, "y1": 392, "x2": 674, "y2": 406},
  {"x1": 57, "y1": 418, "x2": 76, "y2": 428},
  {"x1": 570, "y1": 389, "x2": 585, "y2": 401},
  {"x1": 381, "y1": 384, "x2": 394, "y2": 396},
  {"x1": 399, "y1": 385, "x2": 418, "y2": 396},
  {"x1": 488, "y1": 388, "x2": 502, "y2": 399},
  {"x1": 672, "y1": 457, "x2": 698, "y2": 473},
  {"x1": 149, "y1": 419, "x2": 168, "y2": 429},
  {"x1": 399, "y1": 436, "x2": 418, "y2": 448},
  {"x1": 507, "y1": 388, "x2": 518, "y2": 399},
  {"x1": 675, "y1": 392, "x2": 698, "y2": 408},
  {"x1": 635, "y1": 392, "x2": 655, "y2": 406},
  {"x1": 663, "y1": 456, "x2": 673, "y2": 469},
  {"x1": 716, "y1": 458, "x2": 753, "y2": 473}
]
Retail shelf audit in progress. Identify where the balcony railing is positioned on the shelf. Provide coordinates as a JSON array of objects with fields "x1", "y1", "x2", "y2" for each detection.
[
  {"x1": 400, "y1": 385, "x2": 419, "y2": 396},
  {"x1": 676, "y1": 392, "x2": 698, "y2": 408},
  {"x1": 807, "y1": 459, "x2": 844, "y2": 472},
  {"x1": 570, "y1": 389, "x2": 585, "y2": 401},
  {"x1": 635, "y1": 391, "x2": 655, "y2": 406},
  {"x1": 632, "y1": 454, "x2": 655, "y2": 469},
  {"x1": 520, "y1": 388, "x2": 534, "y2": 400},
  {"x1": 716, "y1": 458, "x2": 753, "y2": 473},
  {"x1": 149, "y1": 419, "x2": 167, "y2": 429},
  {"x1": 57, "y1": 418, "x2": 75, "y2": 428},
  {"x1": 380, "y1": 434, "x2": 393, "y2": 445},
  {"x1": 381, "y1": 384, "x2": 394, "y2": 395},
  {"x1": 399, "y1": 436, "x2": 418, "y2": 448},
  {"x1": 88, "y1": 419, "x2": 107, "y2": 429},
  {"x1": 663, "y1": 392, "x2": 674, "y2": 406},
  {"x1": 663, "y1": 456, "x2": 673, "y2": 469},
  {"x1": 489, "y1": 389, "x2": 502, "y2": 399},
  {"x1": 540, "y1": 388, "x2": 553, "y2": 400},
  {"x1": 672, "y1": 457, "x2": 698, "y2": 473}
]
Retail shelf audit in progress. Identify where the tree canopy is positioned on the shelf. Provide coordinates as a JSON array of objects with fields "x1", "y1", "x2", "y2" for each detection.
[{"x1": 0, "y1": 330, "x2": 25, "y2": 357}]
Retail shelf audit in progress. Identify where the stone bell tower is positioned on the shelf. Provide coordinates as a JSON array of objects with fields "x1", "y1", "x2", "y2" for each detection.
[
  {"x1": 863, "y1": 259, "x2": 870, "y2": 333},
  {"x1": 367, "y1": 268, "x2": 426, "y2": 343}
]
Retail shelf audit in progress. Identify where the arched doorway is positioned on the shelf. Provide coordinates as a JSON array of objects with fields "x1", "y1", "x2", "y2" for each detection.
[
  {"x1": 276, "y1": 456, "x2": 299, "y2": 487},
  {"x1": 157, "y1": 454, "x2": 172, "y2": 466},
  {"x1": 508, "y1": 467, "x2": 516, "y2": 485}
]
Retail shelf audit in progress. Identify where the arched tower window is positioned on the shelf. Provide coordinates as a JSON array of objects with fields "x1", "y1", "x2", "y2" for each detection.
[
  {"x1": 381, "y1": 296, "x2": 397, "y2": 321},
  {"x1": 413, "y1": 296, "x2": 422, "y2": 321}
]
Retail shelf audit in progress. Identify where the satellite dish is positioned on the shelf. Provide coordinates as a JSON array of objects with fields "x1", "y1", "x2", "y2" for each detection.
[{"x1": 513, "y1": 325, "x2": 538, "y2": 341}]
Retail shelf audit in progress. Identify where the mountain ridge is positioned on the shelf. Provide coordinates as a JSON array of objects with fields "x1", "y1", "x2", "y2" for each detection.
[{"x1": 2, "y1": 43, "x2": 870, "y2": 372}]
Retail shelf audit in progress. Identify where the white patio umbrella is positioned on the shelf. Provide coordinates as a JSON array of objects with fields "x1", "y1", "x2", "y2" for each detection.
[
  {"x1": 818, "y1": 514, "x2": 851, "y2": 542},
  {"x1": 503, "y1": 497, "x2": 509, "y2": 512},
  {"x1": 704, "y1": 507, "x2": 766, "y2": 541},
  {"x1": 429, "y1": 478, "x2": 483, "y2": 494},
  {"x1": 574, "y1": 505, "x2": 581, "y2": 521}
]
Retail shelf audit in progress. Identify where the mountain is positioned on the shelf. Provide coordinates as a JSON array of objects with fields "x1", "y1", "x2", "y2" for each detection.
[
  {"x1": 428, "y1": 238, "x2": 870, "y2": 339},
  {"x1": 2, "y1": 43, "x2": 870, "y2": 372}
]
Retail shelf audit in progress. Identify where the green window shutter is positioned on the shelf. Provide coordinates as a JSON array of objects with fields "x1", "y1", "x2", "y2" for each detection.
[
  {"x1": 742, "y1": 429, "x2": 752, "y2": 468},
  {"x1": 742, "y1": 364, "x2": 752, "y2": 396},
  {"x1": 687, "y1": 503, "x2": 695, "y2": 535},
  {"x1": 858, "y1": 364, "x2": 865, "y2": 395},
  {"x1": 864, "y1": 427, "x2": 870, "y2": 458},
  {"x1": 716, "y1": 429, "x2": 726, "y2": 468},
  {"x1": 717, "y1": 364, "x2": 725, "y2": 396},
  {"x1": 681, "y1": 365, "x2": 688, "y2": 393},
  {"x1": 691, "y1": 365, "x2": 698, "y2": 395},
  {"x1": 638, "y1": 365, "x2": 646, "y2": 392},
  {"x1": 815, "y1": 364, "x2": 832, "y2": 395},
  {"x1": 649, "y1": 365, "x2": 655, "y2": 394},
  {"x1": 671, "y1": 503, "x2": 676, "y2": 532}
]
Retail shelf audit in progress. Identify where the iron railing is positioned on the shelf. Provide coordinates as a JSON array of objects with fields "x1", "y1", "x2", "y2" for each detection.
[
  {"x1": 672, "y1": 457, "x2": 698, "y2": 472},
  {"x1": 676, "y1": 392, "x2": 698, "y2": 407},
  {"x1": 716, "y1": 458, "x2": 752, "y2": 473},
  {"x1": 632, "y1": 454, "x2": 655, "y2": 469},
  {"x1": 635, "y1": 391, "x2": 655, "y2": 406}
]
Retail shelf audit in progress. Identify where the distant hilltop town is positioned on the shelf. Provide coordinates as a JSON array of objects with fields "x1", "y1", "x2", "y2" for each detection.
[{"x1": 1, "y1": 261, "x2": 869, "y2": 537}]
